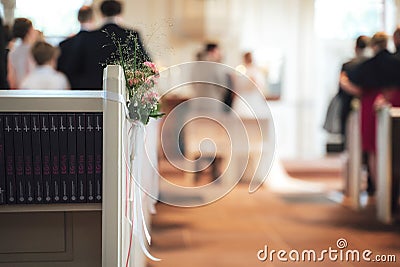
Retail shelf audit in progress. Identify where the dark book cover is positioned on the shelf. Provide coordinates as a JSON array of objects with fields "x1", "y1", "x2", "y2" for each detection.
[
  {"x1": 22, "y1": 114, "x2": 34, "y2": 204},
  {"x1": 86, "y1": 114, "x2": 95, "y2": 203},
  {"x1": 76, "y1": 113, "x2": 86, "y2": 203},
  {"x1": 67, "y1": 114, "x2": 78, "y2": 203},
  {"x1": 31, "y1": 114, "x2": 43, "y2": 203},
  {"x1": 4, "y1": 114, "x2": 16, "y2": 204},
  {"x1": 13, "y1": 114, "x2": 26, "y2": 204},
  {"x1": 49, "y1": 114, "x2": 61, "y2": 203},
  {"x1": 0, "y1": 115, "x2": 6, "y2": 204},
  {"x1": 58, "y1": 114, "x2": 69, "y2": 203},
  {"x1": 40, "y1": 113, "x2": 52, "y2": 203},
  {"x1": 94, "y1": 113, "x2": 103, "y2": 203}
]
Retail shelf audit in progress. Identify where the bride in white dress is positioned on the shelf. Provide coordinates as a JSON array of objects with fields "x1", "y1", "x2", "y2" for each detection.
[
  {"x1": 231, "y1": 52, "x2": 326, "y2": 194},
  {"x1": 232, "y1": 52, "x2": 267, "y2": 119}
]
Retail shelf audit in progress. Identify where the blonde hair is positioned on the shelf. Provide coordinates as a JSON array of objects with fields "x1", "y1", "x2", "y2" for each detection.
[{"x1": 370, "y1": 32, "x2": 388, "y2": 50}]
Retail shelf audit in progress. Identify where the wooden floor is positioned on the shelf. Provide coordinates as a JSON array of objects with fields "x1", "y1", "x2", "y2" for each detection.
[{"x1": 148, "y1": 157, "x2": 400, "y2": 267}]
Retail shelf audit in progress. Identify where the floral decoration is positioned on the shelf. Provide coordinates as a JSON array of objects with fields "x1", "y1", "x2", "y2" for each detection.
[{"x1": 105, "y1": 30, "x2": 164, "y2": 124}]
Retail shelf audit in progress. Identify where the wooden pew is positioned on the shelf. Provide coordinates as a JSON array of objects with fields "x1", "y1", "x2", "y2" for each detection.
[
  {"x1": 344, "y1": 103, "x2": 363, "y2": 210},
  {"x1": 376, "y1": 105, "x2": 400, "y2": 224},
  {"x1": 0, "y1": 65, "x2": 156, "y2": 267}
]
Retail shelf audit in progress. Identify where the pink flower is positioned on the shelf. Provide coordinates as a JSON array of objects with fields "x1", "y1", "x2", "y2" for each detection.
[
  {"x1": 145, "y1": 75, "x2": 159, "y2": 86},
  {"x1": 144, "y1": 61, "x2": 158, "y2": 73},
  {"x1": 135, "y1": 70, "x2": 145, "y2": 79},
  {"x1": 142, "y1": 90, "x2": 159, "y2": 104},
  {"x1": 145, "y1": 78, "x2": 154, "y2": 86}
]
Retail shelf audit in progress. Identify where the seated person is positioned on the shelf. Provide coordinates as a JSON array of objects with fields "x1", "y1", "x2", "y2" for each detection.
[{"x1": 20, "y1": 41, "x2": 69, "y2": 90}]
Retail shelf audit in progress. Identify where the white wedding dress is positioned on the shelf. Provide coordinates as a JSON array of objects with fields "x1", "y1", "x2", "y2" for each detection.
[{"x1": 231, "y1": 65, "x2": 327, "y2": 194}]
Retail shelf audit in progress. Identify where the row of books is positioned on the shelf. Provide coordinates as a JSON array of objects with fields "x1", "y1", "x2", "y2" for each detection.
[{"x1": 0, "y1": 112, "x2": 103, "y2": 205}]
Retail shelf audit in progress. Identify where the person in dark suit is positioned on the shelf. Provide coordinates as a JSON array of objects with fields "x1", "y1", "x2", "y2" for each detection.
[
  {"x1": 338, "y1": 36, "x2": 370, "y2": 136},
  {"x1": 72, "y1": 0, "x2": 150, "y2": 89},
  {"x1": 57, "y1": 5, "x2": 95, "y2": 89},
  {"x1": 0, "y1": 17, "x2": 9, "y2": 89},
  {"x1": 324, "y1": 35, "x2": 370, "y2": 147},
  {"x1": 342, "y1": 32, "x2": 400, "y2": 195},
  {"x1": 334, "y1": 36, "x2": 371, "y2": 191}
]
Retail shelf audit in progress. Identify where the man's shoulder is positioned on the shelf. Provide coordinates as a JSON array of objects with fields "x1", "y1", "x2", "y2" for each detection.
[
  {"x1": 102, "y1": 23, "x2": 140, "y2": 36},
  {"x1": 59, "y1": 35, "x2": 75, "y2": 48},
  {"x1": 342, "y1": 56, "x2": 370, "y2": 72},
  {"x1": 62, "y1": 31, "x2": 92, "y2": 45}
]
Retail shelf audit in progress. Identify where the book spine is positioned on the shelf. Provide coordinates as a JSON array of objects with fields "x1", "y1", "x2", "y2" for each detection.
[
  {"x1": 58, "y1": 114, "x2": 69, "y2": 203},
  {"x1": 94, "y1": 113, "x2": 103, "y2": 203},
  {"x1": 76, "y1": 113, "x2": 86, "y2": 203},
  {"x1": 67, "y1": 114, "x2": 78, "y2": 203},
  {"x1": 0, "y1": 115, "x2": 6, "y2": 204},
  {"x1": 40, "y1": 113, "x2": 52, "y2": 203},
  {"x1": 4, "y1": 114, "x2": 16, "y2": 204},
  {"x1": 86, "y1": 114, "x2": 95, "y2": 203},
  {"x1": 49, "y1": 114, "x2": 61, "y2": 203},
  {"x1": 22, "y1": 113, "x2": 34, "y2": 204},
  {"x1": 13, "y1": 114, "x2": 25, "y2": 204},
  {"x1": 31, "y1": 114, "x2": 43, "y2": 203}
]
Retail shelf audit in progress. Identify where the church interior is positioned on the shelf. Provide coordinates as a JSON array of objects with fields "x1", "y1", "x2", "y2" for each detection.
[{"x1": 0, "y1": 0, "x2": 400, "y2": 267}]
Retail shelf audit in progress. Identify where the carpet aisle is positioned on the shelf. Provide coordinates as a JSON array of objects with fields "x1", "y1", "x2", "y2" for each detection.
[{"x1": 149, "y1": 161, "x2": 400, "y2": 267}]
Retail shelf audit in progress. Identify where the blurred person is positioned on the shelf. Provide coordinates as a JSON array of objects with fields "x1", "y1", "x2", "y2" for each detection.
[
  {"x1": 324, "y1": 36, "x2": 371, "y2": 192},
  {"x1": 20, "y1": 41, "x2": 69, "y2": 90},
  {"x1": 230, "y1": 52, "x2": 270, "y2": 183},
  {"x1": 393, "y1": 26, "x2": 400, "y2": 57},
  {"x1": 1, "y1": 23, "x2": 15, "y2": 89},
  {"x1": 242, "y1": 52, "x2": 266, "y2": 89},
  {"x1": 195, "y1": 50, "x2": 206, "y2": 61},
  {"x1": 375, "y1": 27, "x2": 400, "y2": 205},
  {"x1": 190, "y1": 43, "x2": 228, "y2": 112},
  {"x1": 187, "y1": 43, "x2": 231, "y2": 183},
  {"x1": 232, "y1": 51, "x2": 267, "y2": 118},
  {"x1": 35, "y1": 30, "x2": 45, "y2": 42},
  {"x1": 71, "y1": 0, "x2": 150, "y2": 89},
  {"x1": 2, "y1": 24, "x2": 14, "y2": 51},
  {"x1": 324, "y1": 35, "x2": 370, "y2": 144},
  {"x1": 228, "y1": 52, "x2": 272, "y2": 182},
  {"x1": 342, "y1": 32, "x2": 400, "y2": 195},
  {"x1": 57, "y1": 5, "x2": 96, "y2": 88},
  {"x1": 0, "y1": 17, "x2": 8, "y2": 89},
  {"x1": 204, "y1": 43, "x2": 222, "y2": 63},
  {"x1": 7, "y1": 18, "x2": 37, "y2": 89}
]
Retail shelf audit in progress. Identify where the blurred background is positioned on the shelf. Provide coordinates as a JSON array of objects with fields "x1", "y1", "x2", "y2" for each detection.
[
  {"x1": 3, "y1": 0, "x2": 399, "y2": 159},
  {"x1": 1, "y1": 1, "x2": 400, "y2": 267}
]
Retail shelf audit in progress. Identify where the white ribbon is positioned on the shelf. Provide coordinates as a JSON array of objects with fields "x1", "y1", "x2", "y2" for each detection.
[
  {"x1": 103, "y1": 91, "x2": 160, "y2": 262},
  {"x1": 102, "y1": 91, "x2": 130, "y2": 119},
  {"x1": 125, "y1": 120, "x2": 161, "y2": 262}
]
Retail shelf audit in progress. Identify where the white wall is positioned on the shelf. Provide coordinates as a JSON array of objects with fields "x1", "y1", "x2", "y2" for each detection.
[
  {"x1": 4, "y1": 0, "x2": 396, "y2": 159},
  {"x1": 114, "y1": 0, "x2": 400, "y2": 159},
  {"x1": 114, "y1": 0, "x2": 321, "y2": 159},
  {"x1": 0, "y1": 2, "x2": 396, "y2": 160}
]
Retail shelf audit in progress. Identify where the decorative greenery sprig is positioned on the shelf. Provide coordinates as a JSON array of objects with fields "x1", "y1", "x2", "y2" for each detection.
[{"x1": 105, "y1": 30, "x2": 164, "y2": 124}]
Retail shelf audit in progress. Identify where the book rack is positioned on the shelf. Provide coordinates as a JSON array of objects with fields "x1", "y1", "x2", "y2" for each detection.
[{"x1": 0, "y1": 66, "x2": 145, "y2": 267}]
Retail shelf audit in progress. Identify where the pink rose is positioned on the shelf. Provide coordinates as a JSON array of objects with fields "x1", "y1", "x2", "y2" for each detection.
[{"x1": 144, "y1": 61, "x2": 158, "y2": 73}]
